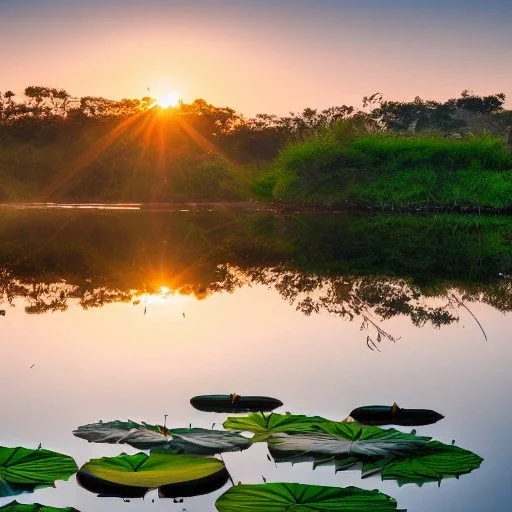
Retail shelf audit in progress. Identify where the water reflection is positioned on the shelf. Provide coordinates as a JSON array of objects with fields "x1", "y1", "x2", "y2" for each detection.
[{"x1": 0, "y1": 209, "x2": 510, "y2": 345}]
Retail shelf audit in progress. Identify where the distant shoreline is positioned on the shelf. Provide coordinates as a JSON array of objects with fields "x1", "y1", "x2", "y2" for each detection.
[{"x1": 1, "y1": 200, "x2": 511, "y2": 215}]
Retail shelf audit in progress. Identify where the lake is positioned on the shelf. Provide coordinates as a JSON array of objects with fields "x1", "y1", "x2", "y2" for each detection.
[{"x1": 0, "y1": 206, "x2": 511, "y2": 512}]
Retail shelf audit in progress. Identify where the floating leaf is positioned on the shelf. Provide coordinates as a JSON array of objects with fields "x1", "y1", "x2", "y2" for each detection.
[
  {"x1": 190, "y1": 395, "x2": 283, "y2": 413},
  {"x1": 77, "y1": 452, "x2": 228, "y2": 498},
  {"x1": 350, "y1": 404, "x2": 444, "y2": 426},
  {"x1": 73, "y1": 420, "x2": 250, "y2": 454},
  {"x1": 0, "y1": 501, "x2": 79, "y2": 512},
  {"x1": 0, "y1": 446, "x2": 78, "y2": 497},
  {"x1": 155, "y1": 429, "x2": 251, "y2": 455},
  {"x1": 223, "y1": 413, "x2": 330, "y2": 441},
  {"x1": 271, "y1": 439, "x2": 482, "y2": 486},
  {"x1": 361, "y1": 441, "x2": 484, "y2": 486},
  {"x1": 73, "y1": 420, "x2": 165, "y2": 448},
  {"x1": 268, "y1": 430, "x2": 429, "y2": 458},
  {"x1": 215, "y1": 483, "x2": 405, "y2": 512}
]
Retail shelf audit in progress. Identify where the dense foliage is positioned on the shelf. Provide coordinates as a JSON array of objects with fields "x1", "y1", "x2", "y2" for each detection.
[{"x1": 0, "y1": 86, "x2": 511, "y2": 208}]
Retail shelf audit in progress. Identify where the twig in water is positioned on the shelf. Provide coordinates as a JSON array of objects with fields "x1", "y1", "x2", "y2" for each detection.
[
  {"x1": 219, "y1": 453, "x2": 235, "y2": 487},
  {"x1": 449, "y1": 293, "x2": 487, "y2": 341}
]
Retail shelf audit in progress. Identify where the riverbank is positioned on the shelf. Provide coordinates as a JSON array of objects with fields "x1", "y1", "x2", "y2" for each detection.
[
  {"x1": 1, "y1": 130, "x2": 511, "y2": 212},
  {"x1": 260, "y1": 133, "x2": 512, "y2": 212}
]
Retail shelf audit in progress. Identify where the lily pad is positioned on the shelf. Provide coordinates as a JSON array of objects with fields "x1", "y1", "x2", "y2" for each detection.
[
  {"x1": 223, "y1": 413, "x2": 330, "y2": 441},
  {"x1": 77, "y1": 452, "x2": 228, "y2": 498},
  {"x1": 0, "y1": 502, "x2": 79, "y2": 512},
  {"x1": 0, "y1": 446, "x2": 78, "y2": 497},
  {"x1": 73, "y1": 420, "x2": 250, "y2": 454},
  {"x1": 215, "y1": 483, "x2": 405, "y2": 512},
  {"x1": 268, "y1": 430, "x2": 429, "y2": 458},
  {"x1": 361, "y1": 441, "x2": 484, "y2": 486},
  {"x1": 349, "y1": 404, "x2": 444, "y2": 426},
  {"x1": 270, "y1": 438, "x2": 483, "y2": 486},
  {"x1": 190, "y1": 394, "x2": 282, "y2": 413}
]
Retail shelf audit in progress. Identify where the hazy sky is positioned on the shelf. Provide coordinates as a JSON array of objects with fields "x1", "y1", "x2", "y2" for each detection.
[{"x1": 1, "y1": 0, "x2": 511, "y2": 115}]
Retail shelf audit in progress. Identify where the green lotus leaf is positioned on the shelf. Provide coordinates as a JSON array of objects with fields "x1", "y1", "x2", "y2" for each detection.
[
  {"x1": 223, "y1": 413, "x2": 331, "y2": 441},
  {"x1": 0, "y1": 446, "x2": 78, "y2": 497},
  {"x1": 0, "y1": 501, "x2": 79, "y2": 511},
  {"x1": 78, "y1": 452, "x2": 226, "y2": 489},
  {"x1": 271, "y1": 439, "x2": 483, "y2": 486},
  {"x1": 73, "y1": 420, "x2": 250, "y2": 454},
  {"x1": 215, "y1": 483, "x2": 405, "y2": 512},
  {"x1": 361, "y1": 441, "x2": 484, "y2": 486}
]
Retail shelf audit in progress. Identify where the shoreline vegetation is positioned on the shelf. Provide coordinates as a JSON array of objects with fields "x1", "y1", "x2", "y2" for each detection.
[{"x1": 1, "y1": 87, "x2": 512, "y2": 212}]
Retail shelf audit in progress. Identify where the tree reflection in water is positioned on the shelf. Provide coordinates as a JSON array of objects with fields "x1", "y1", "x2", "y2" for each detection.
[{"x1": 0, "y1": 209, "x2": 510, "y2": 346}]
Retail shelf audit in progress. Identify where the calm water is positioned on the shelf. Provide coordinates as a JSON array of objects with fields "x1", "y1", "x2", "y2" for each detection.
[{"x1": 0, "y1": 207, "x2": 511, "y2": 511}]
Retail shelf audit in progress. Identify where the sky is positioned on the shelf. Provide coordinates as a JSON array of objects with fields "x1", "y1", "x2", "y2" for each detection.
[{"x1": 1, "y1": 0, "x2": 511, "y2": 115}]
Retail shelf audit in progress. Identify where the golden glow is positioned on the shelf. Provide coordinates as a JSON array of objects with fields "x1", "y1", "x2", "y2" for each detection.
[
  {"x1": 139, "y1": 292, "x2": 192, "y2": 306},
  {"x1": 156, "y1": 90, "x2": 181, "y2": 108}
]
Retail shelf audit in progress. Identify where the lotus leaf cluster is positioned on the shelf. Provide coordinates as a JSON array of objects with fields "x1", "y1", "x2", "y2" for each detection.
[{"x1": 224, "y1": 413, "x2": 483, "y2": 486}]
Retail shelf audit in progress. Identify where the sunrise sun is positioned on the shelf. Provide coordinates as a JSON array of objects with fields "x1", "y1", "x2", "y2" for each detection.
[{"x1": 156, "y1": 90, "x2": 181, "y2": 108}]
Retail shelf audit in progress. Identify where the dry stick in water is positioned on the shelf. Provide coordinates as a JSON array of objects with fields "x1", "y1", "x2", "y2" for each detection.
[
  {"x1": 449, "y1": 293, "x2": 488, "y2": 341},
  {"x1": 219, "y1": 453, "x2": 235, "y2": 487}
]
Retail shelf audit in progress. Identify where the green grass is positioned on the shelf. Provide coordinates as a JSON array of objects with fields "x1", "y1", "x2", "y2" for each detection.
[
  {"x1": 269, "y1": 132, "x2": 512, "y2": 209},
  {"x1": 1, "y1": 125, "x2": 512, "y2": 210},
  {"x1": 352, "y1": 134, "x2": 512, "y2": 172}
]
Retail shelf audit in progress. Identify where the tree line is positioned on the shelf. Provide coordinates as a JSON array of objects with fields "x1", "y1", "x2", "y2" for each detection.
[{"x1": 0, "y1": 86, "x2": 509, "y2": 161}]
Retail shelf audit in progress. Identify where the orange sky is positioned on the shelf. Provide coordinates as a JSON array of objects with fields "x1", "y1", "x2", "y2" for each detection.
[{"x1": 1, "y1": 0, "x2": 511, "y2": 115}]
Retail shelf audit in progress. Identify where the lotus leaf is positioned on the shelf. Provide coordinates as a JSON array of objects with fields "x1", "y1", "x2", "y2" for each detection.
[
  {"x1": 268, "y1": 431, "x2": 429, "y2": 458},
  {"x1": 0, "y1": 501, "x2": 79, "y2": 512},
  {"x1": 73, "y1": 420, "x2": 166, "y2": 448},
  {"x1": 0, "y1": 446, "x2": 78, "y2": 497},
  {"x1": 156, "y1": 428, "x2": 251, "y2": 455},
  {"x1": 349, "y1": 404, "x2": 444, "y2": 426},
  {"x1": 272, "y1": 439, "x2": 483, "y2": 486},
  {"x1": 73, "y1": 420, "x2": 250, "y2": 454},
  {"x1": 78, "y1": 452, "x2": 226, "y2": 489},
  {"x1": 215, "y1": 483, "x2": 405, "y2": 512},
  {"x1": 190, "y1": 395, "x2": 283, "y2": 413},
  {"x1": 361, "y1": 440, "x2": 484, "y2": 486},
  {"x1": 223, "y1": 413, "x2": 330, "y2": 441}
]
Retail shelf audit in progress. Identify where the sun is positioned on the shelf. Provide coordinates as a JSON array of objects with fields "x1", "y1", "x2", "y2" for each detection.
[{"x1": 156, "y1": 90, "x2": 181, "y2": 108}]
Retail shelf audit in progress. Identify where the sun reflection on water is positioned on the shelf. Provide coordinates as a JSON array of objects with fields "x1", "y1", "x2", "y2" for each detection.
[{"x1": 138, "y1": 286, "x2": 192, "y2": 305}]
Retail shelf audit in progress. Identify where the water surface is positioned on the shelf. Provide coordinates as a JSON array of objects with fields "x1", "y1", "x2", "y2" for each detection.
[{"x1": 0, "y1": 208, "x2": 511, "y2": 511}]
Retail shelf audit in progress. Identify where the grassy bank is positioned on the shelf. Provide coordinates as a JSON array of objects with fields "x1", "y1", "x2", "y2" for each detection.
[
  {"x1": 263, "y1": 133, "x2": 512, "y2": 211},
  {"x1": 1, "y1": 121, "x2": 512, "y2": 210}
]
